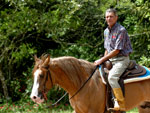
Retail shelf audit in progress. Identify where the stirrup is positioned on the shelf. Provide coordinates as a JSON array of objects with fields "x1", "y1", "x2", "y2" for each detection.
[
  {"x1": 108, "y1": 99, "x2": 120, "y2": 111},
  {"x1": 114, "y1": 99, "x2": 120, "y2": 110}
]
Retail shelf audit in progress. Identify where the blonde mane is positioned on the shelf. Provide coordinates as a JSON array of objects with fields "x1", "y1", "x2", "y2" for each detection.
[{"x1": 51, "y1": 56, "x2": 97, "y2": 88}]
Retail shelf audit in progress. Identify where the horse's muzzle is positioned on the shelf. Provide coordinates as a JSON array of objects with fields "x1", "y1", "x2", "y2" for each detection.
[{"x1": 30, "y1": 92, "x2": 44, "y2": 104}]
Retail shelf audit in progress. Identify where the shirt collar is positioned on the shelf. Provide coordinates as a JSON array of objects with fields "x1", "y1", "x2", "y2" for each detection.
[{"x1": 108, "y1": 23, "x2": 118, "y2": 31}]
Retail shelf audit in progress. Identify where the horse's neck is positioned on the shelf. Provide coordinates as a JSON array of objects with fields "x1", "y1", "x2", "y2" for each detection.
[
  {"x1": 50, "y1": 57, "x2": 94, "y2": 95},
  {"x1": 50, "y1": 58, "x2": 107, "y2": 113}
]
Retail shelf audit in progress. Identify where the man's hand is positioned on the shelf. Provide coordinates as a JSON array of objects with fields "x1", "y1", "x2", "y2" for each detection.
[
  {"x1": 94, "y1": 49, "x2": 120, "y2": 66},
  {"x1": 94, "y1": 58, "x2": 103, "y2": 66}
]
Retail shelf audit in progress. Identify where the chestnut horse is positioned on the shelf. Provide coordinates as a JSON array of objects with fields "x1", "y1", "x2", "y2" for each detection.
[{"x1": 30, "y1": 54, "x2": 150, "y2": 113}]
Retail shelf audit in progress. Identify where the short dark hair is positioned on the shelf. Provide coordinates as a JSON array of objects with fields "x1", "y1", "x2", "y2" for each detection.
[{"x1": 105, "y1": 8, "x2": 118, "y2": 16}]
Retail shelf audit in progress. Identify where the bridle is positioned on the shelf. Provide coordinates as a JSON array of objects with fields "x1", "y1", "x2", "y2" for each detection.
[{"x1": 41, "y1": 65, "x2": 53, "y2": 101}]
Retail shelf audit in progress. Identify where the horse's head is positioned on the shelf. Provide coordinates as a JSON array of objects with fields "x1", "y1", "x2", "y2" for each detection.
[{"x1": 30, "y1": 55, "x2": 53, "y2": 104}]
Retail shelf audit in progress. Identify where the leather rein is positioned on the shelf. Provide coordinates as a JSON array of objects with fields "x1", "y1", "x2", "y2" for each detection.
[{"x1": 42, "y1": 65, "x2": 98, "y2": 107}]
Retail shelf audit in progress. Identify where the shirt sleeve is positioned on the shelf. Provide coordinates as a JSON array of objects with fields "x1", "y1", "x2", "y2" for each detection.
[
  {"x1": 104, "y1": 31, "x2": 107, "y2": 49},
  {"x1": 115, "y1": 30, "x2": 127, "y2": 50}
]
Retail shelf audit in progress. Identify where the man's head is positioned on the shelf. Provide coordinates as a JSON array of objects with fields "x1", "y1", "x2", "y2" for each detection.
[{"x1": 105, "y1": 8, "x2": 118, "y2": 28}]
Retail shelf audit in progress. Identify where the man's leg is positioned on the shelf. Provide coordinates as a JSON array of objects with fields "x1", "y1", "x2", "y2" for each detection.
[{"x1": 108, "y1": 56, "x2": 130, "y2": 111}]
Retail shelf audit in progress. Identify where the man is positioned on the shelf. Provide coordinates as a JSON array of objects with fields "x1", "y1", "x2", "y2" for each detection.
[{"x1": 94, "y1": 8, "x2": 132, "y2": 111}]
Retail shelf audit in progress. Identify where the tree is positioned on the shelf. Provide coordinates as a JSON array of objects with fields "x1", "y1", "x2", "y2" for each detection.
[{"x1": 0, "y1": 0, "x2": 150, "y2": 102}]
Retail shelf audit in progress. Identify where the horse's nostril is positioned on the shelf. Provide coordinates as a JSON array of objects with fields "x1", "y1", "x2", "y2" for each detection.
[{"x1": 33, "y1": 96, "x2": 36, "y2": 99}]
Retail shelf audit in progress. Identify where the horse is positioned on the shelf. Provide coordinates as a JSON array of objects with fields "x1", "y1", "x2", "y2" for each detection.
[{"x1": 30, "y1": 54, "x2": 150, "y2": 113}]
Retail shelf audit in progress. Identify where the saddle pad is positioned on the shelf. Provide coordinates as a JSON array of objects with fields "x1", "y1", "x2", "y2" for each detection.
[
  {"x1": 124, "y1": 66, "x2": 150, "y2": 84},
  {"x1": 99, "y1": 66, "x2": 150, "y2": 84}
]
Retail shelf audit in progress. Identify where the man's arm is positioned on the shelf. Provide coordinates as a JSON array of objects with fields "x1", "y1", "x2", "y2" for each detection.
[
  {"x1": 94, "y1": 49, "x2": 120, "y2": 65},
  {"x1": 104, "y1": 50, "x2": 108, "y2": 56}
]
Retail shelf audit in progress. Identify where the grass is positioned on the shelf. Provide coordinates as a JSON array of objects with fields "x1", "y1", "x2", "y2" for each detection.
[
  {"x1": 0, "y1": 101, "x2": 73, "y2": 113},
  {"x1": 127, "y1": 108, "x2": 138, "y2": 113},
  {"x1": 0, "y1": 101, "x2": 138, "y2": 113}
]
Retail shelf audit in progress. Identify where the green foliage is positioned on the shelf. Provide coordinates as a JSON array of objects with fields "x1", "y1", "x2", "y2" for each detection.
[
  {"x1": 12, "y1": 44, "x2": 36, "y2": 65},
  {"x1": 0, "y1": 100, "x2": 73, "y2": 113},
  {"x1": 138, "y1": 45, "x2": 150, "y2": 66},
  {"x1": 139, "y1": 56, "x2": 150, "y2": 67},
  {"x1": 0, "y1": 0, "x2": 150, "y2": 104},
  {"x1": 49, "y1": 43, "x2": 102, "y2": 62}
]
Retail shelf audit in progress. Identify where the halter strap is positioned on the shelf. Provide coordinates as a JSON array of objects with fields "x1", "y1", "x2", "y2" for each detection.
[
  {"x1": 47, "y1": 69, "x2": 53, "y2": 87},
  {"x1": 42, "y1": 66, "x2": 53, "y2": 93}
]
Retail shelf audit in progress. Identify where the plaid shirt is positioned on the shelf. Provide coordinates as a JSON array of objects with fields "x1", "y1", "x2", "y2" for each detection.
[{"x1": 104, "y1": 23, "x2": 133, "y2": 56}]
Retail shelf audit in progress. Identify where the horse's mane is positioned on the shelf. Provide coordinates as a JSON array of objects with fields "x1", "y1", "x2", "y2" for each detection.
[
  {"x1": 51, "y1": 56, "x2": 98, "y2": 87},
  {"x1": 52, "y1": 56, "x2": 95, "y2": 76}
]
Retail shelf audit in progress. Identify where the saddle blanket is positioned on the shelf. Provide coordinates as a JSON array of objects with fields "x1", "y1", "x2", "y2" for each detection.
[{"x1": 99, "y1": 66, "x2": 150, "y2": 84}]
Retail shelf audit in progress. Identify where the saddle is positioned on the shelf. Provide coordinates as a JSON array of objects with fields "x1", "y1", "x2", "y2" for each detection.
[
  {"x1": 103, "y1": 60, "x2": 146, "y2": 79},
  {"x1": 101, "y1": 60, "x2": 146, "y2": 112}
]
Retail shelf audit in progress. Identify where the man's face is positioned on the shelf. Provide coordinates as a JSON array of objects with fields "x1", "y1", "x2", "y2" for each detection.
[{"x1": 105, "y1": 12, "x2": 118, "y2": 28}]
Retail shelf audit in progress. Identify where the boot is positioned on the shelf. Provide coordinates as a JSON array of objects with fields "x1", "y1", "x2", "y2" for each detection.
[{"x1": 111, "y1": 88, "x2": 126, "y2": 111}]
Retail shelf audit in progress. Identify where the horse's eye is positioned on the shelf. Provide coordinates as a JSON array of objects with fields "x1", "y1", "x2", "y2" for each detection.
[{"x1": 39, "y1": 74, "x2": 44, "y2": 78}]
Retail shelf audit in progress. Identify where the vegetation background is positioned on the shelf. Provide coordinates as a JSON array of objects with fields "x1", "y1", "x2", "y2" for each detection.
[{"x1": 0, "y1": 0, "x2": 150, "y2": 112}]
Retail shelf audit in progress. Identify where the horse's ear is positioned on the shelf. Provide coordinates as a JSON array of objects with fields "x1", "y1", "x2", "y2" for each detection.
[
  {"x1": 43, "y1": 55, "x2": 50, "y2": 66},
  {"x1": 34, "y1": 55, "x2": 41, "y2": 66},
  {"x1": 34, "y1": 55, "x2": 39, "y2": 62}
]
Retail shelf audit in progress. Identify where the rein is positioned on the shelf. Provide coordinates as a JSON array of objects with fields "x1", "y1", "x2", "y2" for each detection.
[
  {"x1": 69, "y1": 65, "x2": 99, "y2": 100},
  {"x1": 46, "y1": 65, "x2": 99, "y2": 108}
]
